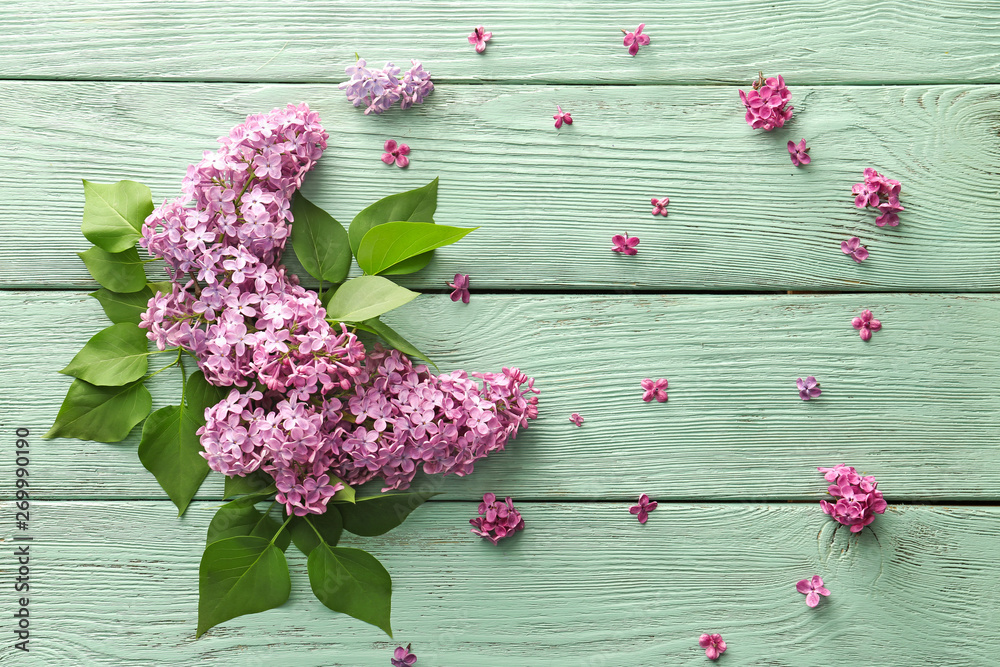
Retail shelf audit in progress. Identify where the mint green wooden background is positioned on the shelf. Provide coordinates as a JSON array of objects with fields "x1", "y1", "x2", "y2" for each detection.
[{"x1": 1, "y1": 2, "x2": 999, "y2": 665}]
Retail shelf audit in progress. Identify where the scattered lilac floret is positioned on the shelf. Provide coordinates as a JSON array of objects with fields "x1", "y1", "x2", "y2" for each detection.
[
  {"x1": 392, "y1": 644, "x2": 417, "y2": 666},
  {"x1": 796, "y1": 575, "x2": 830, "y2": 608},
  {"x1": 641, "y1": 378, "x2": 668, "y2": 402},
  {"x1": 841, "y1": 237, "x2": 869, "y2": 263},
  {"x1": 448, "y1": 273, "x2": 470, "y2": 303},
  {"x1": 852, "y1": 309, "x2": 882, "y2": 341},
  {"x1": 381, "y1": 140, "x2": 410, "y2": 168},
  {"x1": 622, "y1": 24, "x2": 650, "y2": 56},
  {"x1": 629, "y1": 493, "x2": 658, "y2": 523},
  {"x1": 651, "y1": 197, "x2": 669, "y2": 216},
  {"x1": 739, "y1": 73, "x2": 793, "y2": 131},
  {"x1": 569, "y1": 413, "x2": 584, "y2": 427},
  {"x1": 554, "y1": 105, "x2": 573, "y2": 128},
  {"x1": 468, "y1": 26, "x2": 492, "y2": 53},
  {"x1": 797, "y1": 376, "x2": 821, "y2": 401},
  {"x1": 612, "y1": 234, "x2": 640, "y2": 255},
  {"x1": 699, "y1": 634, "x2": 727, "y2": 661},
  {"x1": 788, "y1": 139, "x2": 811, "y2": 166},
  {"x1": 470, "y1": 493, "x2": 525, "y2": 545},
  {"x1": 818, "y1": 464, "x2": 887, "y2": 533},
  {"x1": 852, "y1": 168, "x2": 903, "y2": 226}
]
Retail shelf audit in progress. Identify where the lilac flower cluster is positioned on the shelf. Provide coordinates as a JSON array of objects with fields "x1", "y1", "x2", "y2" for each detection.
[
  {"x1": 852, "y1": 168, "x2": 904, "y2": 227},
  {"x1": 139, "y1": 105, "x2": 538, "y2": 517},
  {"x1": 818, "y1": 464, "x2": 887, "y2": 533},
  {"x1": 470, "y1": 493, "x2": 525, "y2": 545},
  {"x1": 739, "y1": 73, "x2": 793, "y2": 131},
  {"x1": 339, "y1": 59, "x2": 434, "y2": 115}
]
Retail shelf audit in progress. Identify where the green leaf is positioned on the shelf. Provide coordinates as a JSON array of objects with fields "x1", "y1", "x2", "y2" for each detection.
[
  {"x1": 307, "y1": 544, "x2": 393, "y2": 637},
  {"x1": 137, "y1": 371, "x2": 226, "y2": 515},
  {"x1": 197, "y1": 535, "x2": 291, "y2": 638},
  {"x1": 356, "y1": 222, "x2": 476, "y2": 276},
  {"x1": 45, "y1": 378, "x2": 152, "y2": 442},
  {"x1": 338, "y1": 490, "x2": 439, "y2": 537},
  {"x1": 59, "y1": 323, "x2": 150, "y2": 386},
  {"x1": 324, "y1": 276, "x2": 418, "y2": 323},
  {"x1": 349, "y1": 177, "x2": 438, "y2": 256},
  {"x1": 330, "y1": 475, "x2": 356, "y2": 504},
  {"x1": 223, "y1": 471, "x2": 275, "y2": 499},
  {"x1": 289, "y1": 510, "x2": 344, "y2": 555},
  {"x1": 81, "y1": 179, "x2": 153, "y2": 253},
  {"x1": 78, "y1": 245, "x2": 147, "y2": 292},
  {"x1": 290, "y1": 194, "x2": 352, "y2": 284},
  {"x1": 90, "y1": 286, "x2": 153, "y2": 325},
  {"x1": 147, "y1": 281, "x2": 173, "y2": 296},
  {"x1": 206, "y1": 497, "x2": 290, "y2": 551},
  {"x1": 361, "y1": 318, "x2": 436, "y2": 370}
]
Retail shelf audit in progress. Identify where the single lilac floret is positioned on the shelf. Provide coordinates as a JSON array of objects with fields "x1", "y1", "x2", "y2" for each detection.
[
  {"x1": 629, "y1": 493, "x2": 657, "y2": 523},
  {"x1": 796, "y1": 575, "x2": 830, "y2": 607}
]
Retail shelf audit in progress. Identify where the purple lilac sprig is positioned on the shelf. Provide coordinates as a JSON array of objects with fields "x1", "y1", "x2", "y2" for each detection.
[
  {"x1": 470, "y1": 493, "x2": 525, "y2": 544},
  {"x1": 339, "y1": 58, "x2": 434, "y2": 115},
  {"x1": 739, "y1": 72, "x2": 793, "y2": 131},
  {"x1": 852, "y1": 168, "x2": 904, "y2": 226},
  {"x1": 818, "y1": 464, "x2": 888, "y2": 533},
  {"x1": 140, "y1": 105, "x2": 539, "y2": 517}
]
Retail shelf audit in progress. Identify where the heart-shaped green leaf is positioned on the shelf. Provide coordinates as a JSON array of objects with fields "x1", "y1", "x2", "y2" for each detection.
[
  {"x1": 338, "y1": 489, "x2": 439, "y2": 537},
  {"x1": 324, "y1": 276, "x2": 418, "y2": 323},
  {"x1": 81, "y1": 179, "x2": 153, "y2": 253},
  {"x1": 90, "y1": 286, "x2": 154, "y2": 325},
  {"x1": 356, "y1": 222, "x2": 475, "y2": 275},
  {"x1": 138, "y1": 371, "x2": 227, "y2": 515},
  {"x1": 223, "y1": 471, "x2": 276, "y2": 500},
  {"x1": 59, "y1": 323, "x2": 150, "y2": 386},
  {"x1": 349, "y1": 177, "x2": 438, "y2": 256},
  {"x1": 307, "y1": 544, "x2": 393, "y2": 637},
  {"x1": 197, "y1": 536, "x2": 290, "y2": 638},
  {"x1": 78, "y1": 245, "x2": 147, "y2": 292},
  {"x1": 45, "y1": 378, "x2": 152, "y2": 442},
  {"x1": 290, "y1": 194, "x2": 352, "y2": 284}
]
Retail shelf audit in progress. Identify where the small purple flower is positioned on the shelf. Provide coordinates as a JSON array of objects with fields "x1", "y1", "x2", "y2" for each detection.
[
  {"x1": 448, "y1": 273, "x2": 470, "y2": 303},
  {"x1": 470, "y1": 493, "x2": 525, "y2": 545},
  {"x1": 651, "y1": 197, "x2": 669, "y2": 217},
  {"x1": 622, "y1": 24, "x2": 650, "y2": 56},
  {"x1": 629, "y1": 493, "x2": 657, "y2": 523},
  {"x1": 641, "y1": 378, "x2": 668, "y2": 402},
  {"x1": 818, "y1": 464, "x2": 887, "y2": 533},
  {"x1": 381, "y1": 140, "x2": 410, "y2": 168},
  {"x1": 612, "y1": 234, "x2": 640, "y2": 255},
  {"x1": 699, "y1": 634, "x2": 727, "y2": 661},
  {"x1": 569, "y1": 413, "x2": 584, "y2": 427},
  {"x1": 796, "y1": 575, "x2": 831, "y2": 608},
  {"x1": 787, "y1": 139, "x2": 811, "y2": 166},
  {"x1": 468, "y1": 26, "x2": 492, "y2": 53},
  {"x1": 553, "y1": 105, "x2": 573, "y2": 129},
  {"x1": 797, "y1": 376, "x2": 821, "y2": 401},
  {"x1": 391, "y1": 644, "x2": 417, "y2": 667},
  {"x1": 841, "y1": 237, "x2": 869, "y2": 263},
  {"x1": 875, "y1": 195, "x2": 904, "y2": 227},
  {"x1": 852, "y1": 309, "x2": 882, "y2": 341}
]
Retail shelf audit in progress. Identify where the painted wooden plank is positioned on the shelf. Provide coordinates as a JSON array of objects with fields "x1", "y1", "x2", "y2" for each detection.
[
  {"x1": 2, "y1": 1, "x2": 999, "y2": 84},
  {"x1": 2, "y1": 83, "x2": 1000, "y2": 291},
  {"x1": 5, "y1": 291, "x2": 998, "y2": 501},
  {"x1": 0, "y1": 500, "x2": 997, "y2": 665}
]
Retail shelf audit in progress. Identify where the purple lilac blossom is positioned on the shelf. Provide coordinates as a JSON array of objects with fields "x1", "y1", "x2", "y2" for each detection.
[
  {"x1": 739, "y1": 73, "x2": 793, "y2": 131},
  {"x1": 852, "y1": 309, "x2": 882, "y2": 341},
  {"x1": 841, "y1": 237, "x2": 869, "y2": 263},
  {"x1": 629, "y1": 493, "x2": 657, "y2": 523},
  {"x1": 470, "y1": 493, "x2": 525, "y2": 544},
  {"x1": 339, "y1": 59, "x2": 433, "y2": 115},
  {"x1": 796, "y1": 376, "x2": 821, "y2": 401},
  {"x1": 796, "y1": 575, "x2": 830, "y2": 607},
  {"x1": 139, "y1": 105, "x2": 538, "y2": 517},
  {"x1": 818, "y1": 464, "x2": 887, "y2": 533}
]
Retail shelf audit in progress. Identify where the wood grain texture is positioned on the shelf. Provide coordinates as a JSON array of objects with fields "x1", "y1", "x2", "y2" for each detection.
[
  {"x1": 3, "y1": 82, "x2": 1000, "y2": 291},
  {"x1": 6, "y1": 291, "x2": 998, "y2": 501},
  {"x1": 2, "y1": 1, "x2": 999, "y2": 84},
  {"x1": 0, "y1": 500, "x2": 997, "y2": 666}
]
